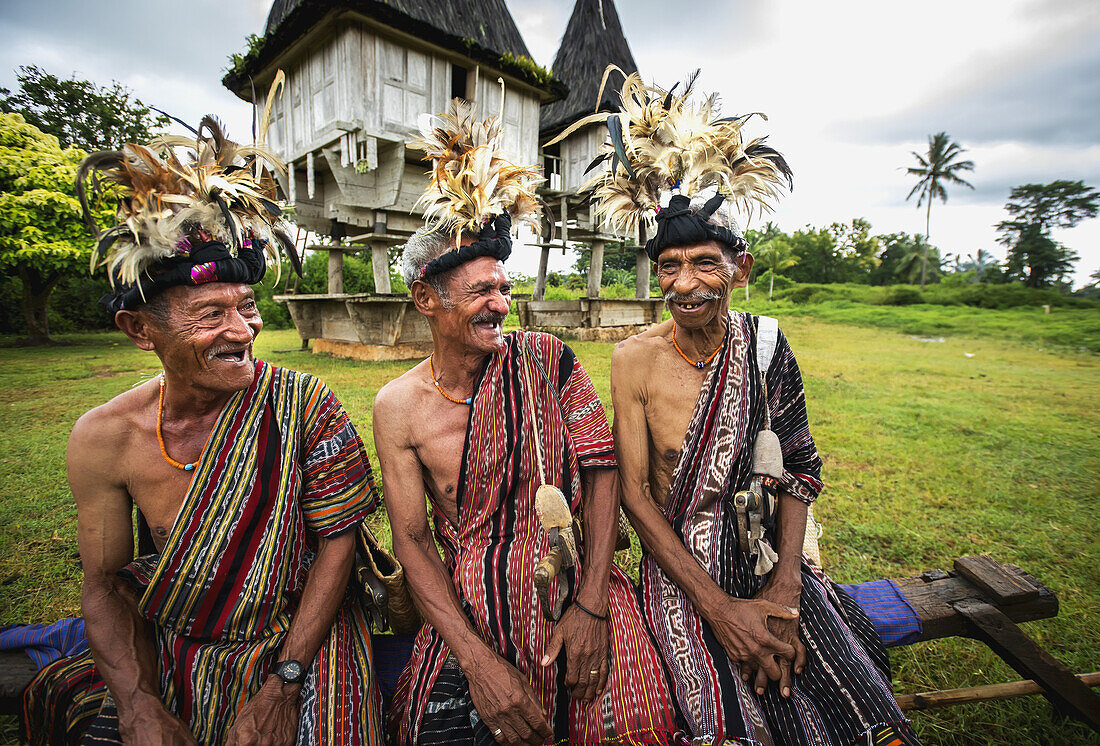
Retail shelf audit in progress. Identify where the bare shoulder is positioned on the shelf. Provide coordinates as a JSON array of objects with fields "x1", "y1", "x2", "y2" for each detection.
[
  {"x1": 373, "y1": 361, "x2": 428, "y2": 427},
  {"x1": 613, "y1": 319, "x2": 673, "y2": 366},
  {"x1": 69, "y1": 382, "x2": 153, "y2": 454}
]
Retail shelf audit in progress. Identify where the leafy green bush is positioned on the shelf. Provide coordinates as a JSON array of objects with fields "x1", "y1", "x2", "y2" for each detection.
[{"x1": 882, "y1": 287, "x2": 923, "y2": 306}]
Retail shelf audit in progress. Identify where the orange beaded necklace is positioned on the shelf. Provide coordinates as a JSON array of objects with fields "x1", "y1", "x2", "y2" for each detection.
[
  {"x1": 671, "y1": 326, "x2": 721, "y2": 370},
  {"x1": 157, "y1": 376, "x2": 199, "y2": 472},
  {"x1": 428, "y1": 355, "x2": 473, "y2": 405}
]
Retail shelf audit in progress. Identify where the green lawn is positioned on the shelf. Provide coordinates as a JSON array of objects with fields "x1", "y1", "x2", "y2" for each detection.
[{"x1": 1, "y1": 317, "x2": 1097, "y2": 745}]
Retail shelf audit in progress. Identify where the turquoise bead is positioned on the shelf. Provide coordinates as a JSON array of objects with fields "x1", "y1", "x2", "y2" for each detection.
[{"x1": 185, "y1": 463, "x2": 195, "y2": 471}]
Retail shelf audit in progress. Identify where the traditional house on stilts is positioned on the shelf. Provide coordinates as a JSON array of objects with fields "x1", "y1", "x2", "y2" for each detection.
[
  {"x1": 222, "y1": 0, "x2": 563, "y2": 359},
  {"x1": 518, "y1": 0, "x2": 664, "y2": 339}
]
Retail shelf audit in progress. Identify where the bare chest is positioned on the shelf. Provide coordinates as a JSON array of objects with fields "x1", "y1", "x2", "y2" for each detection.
[
  {"x1": 642, "y1": 360, "x2": 710, "y2": 501},
  {"x1": 409, "y1": 398, "x2": 475, "y2": 526}
]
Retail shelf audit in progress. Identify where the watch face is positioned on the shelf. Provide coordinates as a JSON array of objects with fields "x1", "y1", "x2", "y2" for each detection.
[{"x1": 277, "y1": 660, "x2": 304, "y2": 683}]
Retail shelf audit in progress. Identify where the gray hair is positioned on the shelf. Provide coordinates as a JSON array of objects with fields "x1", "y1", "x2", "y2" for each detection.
[
  {"x1": 688, "y1": 187, "x2": 744, "y2": 242},
  {"x1": 401, "y1": 226, "x2": 456, "y2": 301}
]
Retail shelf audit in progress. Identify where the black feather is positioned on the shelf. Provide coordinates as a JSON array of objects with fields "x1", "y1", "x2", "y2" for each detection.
[
  {"x1": 74, "y1": 151, "x2": 124, "y2": 235},
  {"x1": 150, "y1": 107, "x2": 199, "y2": 136},
  {"x1": 198, "y1": 116, "x2": 228, "y2": 155},
  {"x1": 94, "y1": 225, "x2": 129, "y2": 263},
  {"x1": 584, "y1": 152, "x2": 610, "y2": 176},
  {"x1": 745, "y1": 141, "x2": 794, "y2": 189},
  {"x1": 259, "y1": 198, "x2": 283, "y2": 218},
  {"x1": 662, "y1": 82, "x2": 679, "y2": 111},
  {"x1": 276, "y1": 230, "x2": 303, "y2": 277},
  {"x1": 606, "y1": 115, "x2": 635, "y2": 178},
  {"x1": 212, "y1": 191, "x2": 242, "y2": 251}
]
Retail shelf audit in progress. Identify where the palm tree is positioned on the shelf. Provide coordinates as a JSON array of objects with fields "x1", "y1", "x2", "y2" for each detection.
[
  {"x1": 961, "y1": 249, "x2": 998, "y2": 282},
  {"x1": 754, "y1": 238, "x2": 799, "y2": 300},
  {"x1": 895, "y1": 235, "x2": 940, "y2": 285},
  {"x1": 906, "y1": 132, "x2": 975, "y2": 289}
]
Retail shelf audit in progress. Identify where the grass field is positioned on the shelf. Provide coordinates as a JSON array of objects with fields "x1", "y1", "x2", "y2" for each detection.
[{"x1": 1, "y1": 311, "x2": 1098, "y2": 744}]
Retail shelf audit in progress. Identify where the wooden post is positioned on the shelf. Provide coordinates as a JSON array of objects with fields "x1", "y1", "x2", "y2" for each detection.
[
  {"x1": 534, "y1": 244, "x2": 550, "y2": 301},
  {"x1": 635, "y1": 249, "x2": 650, "y2": 298},
  {"x1": 587, "y1": 240, "x2": 604, "y2": 299},
  {"x1": 327, "y1": 250, "x2": 344, "y2": 295},
  {"x1": 371, "y1": 242, "x2": 392, "y2": 294}
]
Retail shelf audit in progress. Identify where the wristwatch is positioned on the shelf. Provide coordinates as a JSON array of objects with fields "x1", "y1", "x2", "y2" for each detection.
[{"x1": 272, "y1": 659, "x2": 306, "y2": 685}]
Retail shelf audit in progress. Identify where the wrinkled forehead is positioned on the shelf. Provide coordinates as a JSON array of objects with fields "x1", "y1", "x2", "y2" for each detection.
[
  {"x1": 656, "y1": 239, "x2": 732, "y2": 263},
  {"x1": 162, "y1": 282, "x2": 255, "y2": 311},
  {"x1": 447, "y1": 256, "x2": 508, "y2": 291}
]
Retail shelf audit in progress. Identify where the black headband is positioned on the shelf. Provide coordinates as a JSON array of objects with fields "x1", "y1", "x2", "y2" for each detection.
[
  {"x1": 419, "y1": 213, "x2": 513, "y2": 281},
  {"x1": 644, "y1": 193, "x2": 747, "y2": 261},
  {"x1": 101, "y1": 239, "x2": 268, "y2": 314}
]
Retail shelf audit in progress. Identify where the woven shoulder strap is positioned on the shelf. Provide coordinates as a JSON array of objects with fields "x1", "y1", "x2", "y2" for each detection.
[{"x1": 756, "y1": 315, "x2": 780, "y2": 376}]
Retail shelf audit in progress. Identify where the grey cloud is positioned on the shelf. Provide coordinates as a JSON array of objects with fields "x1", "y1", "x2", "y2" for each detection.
[{"x1": 844, "y1": 31, "x2": 1100, "y2": 147}]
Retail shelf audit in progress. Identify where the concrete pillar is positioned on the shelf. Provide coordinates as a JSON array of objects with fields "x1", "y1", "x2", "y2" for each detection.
[
  {"x1": 371, "y1": 242, "x2": 391, "y2": 294},
  {"x1": 587, "y1": 240, "x2": 604, "y2": 299},
  {"x1": 534, "y1": 245, "x2": 550, "y2": 300},
  {"x1": 327, "y1": 250, "x2": 344, "y2": 295},
  {"x1": 635, "y1": 249, "x2": 650, "y2": 298}
]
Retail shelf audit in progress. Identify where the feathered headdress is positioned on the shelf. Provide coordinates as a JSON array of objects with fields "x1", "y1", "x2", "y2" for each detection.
[
  {"x1": 408, "y1": 91, "x2": 543, "y2": 280},
  {"x1": 547, "y1": 68, "x2": 793, "y2": 260},
  {"x1": 76, "y1": 72, "x2": 301, "y2": 312}
]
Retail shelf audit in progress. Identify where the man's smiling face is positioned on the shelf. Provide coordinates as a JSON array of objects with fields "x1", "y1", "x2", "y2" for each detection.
[
  {"x1": 143, "y1": 282, "x2": 263, "y2": 393},
  {"x1": 436, "y1": 257, "x2": 511, "y2": 354},
  {"x1": 656, "y1": 240, "x2": 751, "y2": 330}
]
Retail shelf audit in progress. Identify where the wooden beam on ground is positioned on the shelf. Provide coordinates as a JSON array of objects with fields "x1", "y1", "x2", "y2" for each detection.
[
  {"x1": 953, "y1": 597, "x2": 1100, "y2": 730},
  {"x1": 893, "y1": 561, "x2": 1057, "y2": 642},
  {"x1": 897, "y1": 672, "x2": 1100, "y2": 711}
]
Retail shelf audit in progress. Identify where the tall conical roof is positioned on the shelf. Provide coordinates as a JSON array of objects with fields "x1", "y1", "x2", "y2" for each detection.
[
  {"x1": 224, "y1": 0, "x2": 563, "y2": 99},
  {"x1": 540, "y1": 0, "x2": 638, "y2": 136},
  {"x1": 263, "y1": 0, "x2": 531, "y2": 58}
]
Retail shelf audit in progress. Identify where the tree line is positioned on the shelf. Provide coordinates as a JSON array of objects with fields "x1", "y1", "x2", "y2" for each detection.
[{"x1": 1, "y1": 67, "x2": 1097, "y2": 344}]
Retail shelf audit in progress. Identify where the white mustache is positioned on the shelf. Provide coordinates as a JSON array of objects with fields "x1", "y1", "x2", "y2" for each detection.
[
  {"x1": 664, "y1": 290, "x2": 720, "y2": 304},
  {"x1": 472, "y1": 313, "x2": 505, "y2": 326},
  {"x1": 206, "y1": 343, "x2": 252, "y2": 362}
]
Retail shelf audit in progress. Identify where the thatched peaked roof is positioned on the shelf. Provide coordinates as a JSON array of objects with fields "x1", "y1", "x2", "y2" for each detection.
[
  {"x1": 540, "y1": 0, "x2": 638, "y2": 136},
  {"x1": 265, "y1": 0, "x2": 530, "y2": 56},
  {"x1": 224, "y1": 0, "x2": 564, "y2": 100}
]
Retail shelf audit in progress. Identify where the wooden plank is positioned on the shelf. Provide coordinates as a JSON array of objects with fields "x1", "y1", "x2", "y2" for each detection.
[
  {"x1": 0, "y1": 650, "x2": 38, "y2": 716},
  {"x1": 893, "y1": 565, "x2": 1058, "y2": 642},
  {"x1": 897, "y1": 672, "x2": 1100, "y2": 711},
  {"x1": 953, "y1": 598, "x2": 1100, "y2": 730},
  {"x1": 954, "y1": 555, "x2": 1039, "y2": 605}
]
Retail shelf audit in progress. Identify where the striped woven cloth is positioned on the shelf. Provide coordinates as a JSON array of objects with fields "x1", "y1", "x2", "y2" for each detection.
[
  {"x1": 395, "y1": 332, "x2": 679, "y2": 745},
  {"x1": 78, "y1": 361, "x2": 383, "y2": 745},
  {"x1": 639, "y1": 314, "x2": 920, "y2": 746}
]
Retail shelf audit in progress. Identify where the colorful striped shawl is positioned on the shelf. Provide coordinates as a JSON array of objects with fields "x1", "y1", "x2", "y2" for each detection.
[
  {"x1": 397, "y1": 332, "x2": 677, "y2": 745},
  {"x1": 639, "y1": 315, "x2": 912, "y2": 745},
  {"x1": 103, "y1": 361, "x2": 383, "y2": 745}
]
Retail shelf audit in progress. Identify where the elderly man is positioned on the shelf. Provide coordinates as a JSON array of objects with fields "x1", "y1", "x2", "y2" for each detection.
[
  {"x1": 375, "y1": 101, "x2": 677, "y2": 746},
  {"x1": 63, "y1": 119, "x2": 383, "y2": 745},
  {"x1": 591, "y1": 76, "x2": 919, "y2": 745}
]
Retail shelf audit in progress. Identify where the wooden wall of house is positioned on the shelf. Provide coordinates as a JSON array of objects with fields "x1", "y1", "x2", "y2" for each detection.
[
  {"x1": 559, "y1": 123, "x2": 606, "y2": 193},
  {"x1": 259, "y1": 19, "x2": 543, "y2": 220}
]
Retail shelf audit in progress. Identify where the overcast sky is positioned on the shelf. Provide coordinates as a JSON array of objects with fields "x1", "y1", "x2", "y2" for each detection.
[{"x1": 2, "y1": 0, "x2": 1098, "y2": 286}]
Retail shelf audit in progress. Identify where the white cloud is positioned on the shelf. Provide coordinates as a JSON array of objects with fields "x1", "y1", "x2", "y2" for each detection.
[{"x1": 2, "y1": 0, "x2": 1096, "y2": 285}]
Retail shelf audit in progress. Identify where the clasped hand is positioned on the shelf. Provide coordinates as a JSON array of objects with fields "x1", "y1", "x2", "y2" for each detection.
[
  {"x1": 707, "y1": 584, "x2": 806, "y2": 699},
  {"x1": 541, "y1": 603, "x2": 610, "y2": 701}
]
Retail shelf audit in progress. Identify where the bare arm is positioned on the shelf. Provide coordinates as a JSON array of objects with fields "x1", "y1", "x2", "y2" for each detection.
[
  {"x1": 68, "y1": 414, "x2": 196, "y2": 745},
  {"x1": 373, "y1": 388, "x2": 550, "y2": 746},
  {"x1": 226, "y1": 531, "x2": 354, "y2": 746},
  {"x1": 609, "y1": 343, "x2": 796, "y2": 680}
]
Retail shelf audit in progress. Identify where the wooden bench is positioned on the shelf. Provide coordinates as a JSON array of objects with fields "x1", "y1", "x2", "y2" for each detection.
[{"x1": 2, "y1": 556, "x2": 1097, "y2": 734}]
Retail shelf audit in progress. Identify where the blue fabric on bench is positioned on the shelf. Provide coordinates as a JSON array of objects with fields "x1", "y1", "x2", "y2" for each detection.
[
  {"x1": 0, "y1": 618, "x2": 88, "y2": 669},
  {"x1": 839, "y1": 579, "x2": 923, "y2": 647}
]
